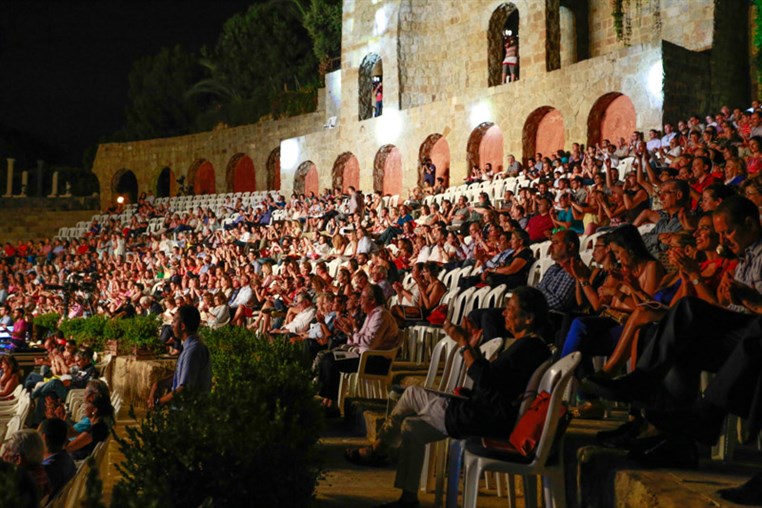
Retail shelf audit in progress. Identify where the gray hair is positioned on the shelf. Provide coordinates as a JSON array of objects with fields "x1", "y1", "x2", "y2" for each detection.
[{"x1": 3, "y1": 430, "x2": 45, "y2": 466}]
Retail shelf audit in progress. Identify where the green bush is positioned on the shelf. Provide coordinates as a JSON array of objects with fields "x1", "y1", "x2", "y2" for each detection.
[
  {"x1": 59, "y1": 315, "x2": 109, "y2": 352},
  {"x1": 119, "y1": 314, "x2": 161, "y2": 351},
  {"x1": 33, "y1": 312, "x2": 61, "y2": 332},
  {"x1": 112, "y1": 328, "x2": 323, "y2": 507}
]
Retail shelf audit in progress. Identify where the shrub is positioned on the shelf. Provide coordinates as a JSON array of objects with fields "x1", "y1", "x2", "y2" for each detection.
[
  {"x1": 112, "y1": 328, "x2": 323, "y2": 507},
  {"x1": 32, "y1": 312, "x2": 61, "y2": 332},
  {"x1": 59, "y1": 315, "x2": 109, "y2": 352},
  {"x1": 119, "y1": 314, "x2": 161, "y2": 352}
]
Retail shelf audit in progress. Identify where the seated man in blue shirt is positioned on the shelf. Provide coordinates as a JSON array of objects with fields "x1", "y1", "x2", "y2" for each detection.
[{"x1": 149, "y1": 305, "x2": 212, "y2": 408}]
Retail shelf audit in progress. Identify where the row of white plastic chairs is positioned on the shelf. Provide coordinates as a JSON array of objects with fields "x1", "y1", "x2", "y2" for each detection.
[{"x1": 422, "y1": 176, "x2": 532, "y2": 210}]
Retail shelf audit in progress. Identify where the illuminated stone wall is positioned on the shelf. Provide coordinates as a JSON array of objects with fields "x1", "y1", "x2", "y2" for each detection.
[{"x1": 92, "y1": 0, "x2": 722, "y2": 208}]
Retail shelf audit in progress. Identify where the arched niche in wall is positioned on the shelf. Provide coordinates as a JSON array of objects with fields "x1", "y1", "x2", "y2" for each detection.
[
  {"x1": 156, "y1": 167, "x2": 176, "y2": 198},
  {"x1": 467, "y1": 122, "x2": 504, "y2": 174},
  {"x1": 332, "y1": 152, "x2": 360, "y2": 192},
  {"x1": 488, "y1": 3, "x2": 520, "y2": 86},
  {"x1": 418, "y1": 134, "x2": 451, "y2": 188},
  {"x1": 359, "y1": 53, "x2": 382, "y2": 121},
  {"x1": 587, "y1": 92, "x2": 637, "y2": 148},
  {"x1": 226, "y1": 153, "x2": 256, "y2": 193},
  {"x1": 373, "y1": 145, "x2": 402, "y2": 197},
  {"x1": 266, "y1": 147, "x2": 281, "y2": 191},
  {"x1": 294, "y1": 161, "x2": 319, "y2": 197},
  {"x1": 188, "y1": 159, "x2": 216, "y2": 195},
  {"x1": 111, "y1": 168, "x2": 138, "y2": 204},
  {"x1": 523, "y1": 106, "x2": 565, "y2": 163}
]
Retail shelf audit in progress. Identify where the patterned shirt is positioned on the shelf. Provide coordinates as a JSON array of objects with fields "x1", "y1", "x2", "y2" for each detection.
[
  {"x1": 729, "y1": 238, "x2": 762, "y2": 313},
  {"x1": 536, "y1": 263, "x2": 577, "y2": 311},
  {"x1": 642, "y1": 210, "x2": 683, "y2": 256}
]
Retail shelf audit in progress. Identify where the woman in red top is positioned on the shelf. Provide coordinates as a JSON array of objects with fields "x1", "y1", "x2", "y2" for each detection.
[{"x1": 745, "y1": 136, "x2": 762, "y2": 176}]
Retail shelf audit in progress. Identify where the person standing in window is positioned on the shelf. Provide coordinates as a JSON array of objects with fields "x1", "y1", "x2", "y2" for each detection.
[{"x1": 502, "y1": 31, "x2": 518, "y2": 83}]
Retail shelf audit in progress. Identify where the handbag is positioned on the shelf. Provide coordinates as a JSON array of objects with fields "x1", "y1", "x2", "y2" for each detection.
[
  {"x1": 507, "y1": 390, "x2": 566, "y2": 457},
  {"x1": 426, "y1": 304, "x2": 448, "y2": 325}
]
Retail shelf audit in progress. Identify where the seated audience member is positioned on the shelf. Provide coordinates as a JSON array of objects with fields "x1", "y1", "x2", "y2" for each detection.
[
  {"x1": 584, "y1": 196, "x2": 762, "y2": 460},
  {"x1": 467, "y1": 229, "x2": 586, "y2": 341},
  {"x1": 344, "y1": 287, "x2": 552, "y2": 508},
  {"x1": 2, "y1": 429, "x2": 52, "y2": 502},
  {"x1": 525, "y1": 197, "x2": 555, "y2": 243},
  {"x1": 206, "y1": 292, "x2": 231, "y2": 329},
  {"x1": 0, "y1": 355, "x2": 21, "y2": 399},
  {"x1": 270, "y1": 292, "x2": 317, "y2": 336},
  {"x1": 316, "y1": 285, "x2": 398, "y2": 411},
  {"x1": 65, "y1": 395, "x2": 114, "y2": 461},
  {"x1": 39, "y1": 418, "x2": 76, "y2": 497},
  {"x1": 148, "y1": 305, "x2": 212, "y2": 409},
  {"x1": 390, "y1": 262, "x2": 446, "y2": 327},
  {"x1": 634, "y1": 179, "x2": 695, "y2": 257},
  {"x1": 29, "y1": 349, "x2": 98, "y2": 426},
  {"x1": 481, "y1": 229, "x2": 534, "y2": 288}
]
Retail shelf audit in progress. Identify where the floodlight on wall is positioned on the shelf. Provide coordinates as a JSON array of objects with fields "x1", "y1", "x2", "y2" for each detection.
[
  {"x1": 281, "y1": 138, "x2": 300, "y2": 170},
  {"x1": 647, "y1": 62, "x2": 664, "y2": 103},
  {"x1": 469, "y1": 101, "x2": 493, "y2": 128},
  {"x1": 116, "y1": 196, "x2": 125, "y2": 204},
  {"x1": 375, "y1": 108, "x2": 403, "y2": 145},
  {"x1": 374, "y1": 6, "x2": 389, "y2": 35},
  {"x1": 504, "y1": 30, "x2": 512, "y2": 36}
]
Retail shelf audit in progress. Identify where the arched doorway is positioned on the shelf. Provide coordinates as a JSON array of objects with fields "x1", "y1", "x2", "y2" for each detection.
[
  {"x1": 156, "y1": 167, "x2": 176, "y2": 198},
  {"x1": 111, "y1": 169, "x2": 138, "y2": 204},
  {"x1": 266, "y1": 147, "x2": 281, "y2": 191},
  {"x1": 418, "y1": 134, "x2": 451, "y2": 188},
  {"x1": 467, "y1": 122, "x2": 504, "y2": 174},
  {"x1": 188, "y1": 159, "x2": 216, "y2": 195},
  {"x1": 359, "y1": 53, "x2": 383, "y2": 121},
  {"x1": 587, "y1": 93, "x2": 637, "y2": 148},
  {"x1": 488, "y1": 3, "x2": 519, "y2": 87},
  {"x1": 294, "y1": 161, "x2": 319, "y2": 197},
  {"x1": 332, "y1": 152, "x2": 360, "y2": 192},
  {"x1": 226, "y1": 154, "x2": 256, "y2": 193},
  {"x1": 523, "y1": 106, "x2": 565, "y2": 162},
  {"x1": 373, "y1": 145, "x2": 402, "y2": 197}
]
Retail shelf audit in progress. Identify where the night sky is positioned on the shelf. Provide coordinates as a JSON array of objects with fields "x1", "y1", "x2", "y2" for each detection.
[{"x1": 0, "y1": 0, "x2": 254, "y2": 167}]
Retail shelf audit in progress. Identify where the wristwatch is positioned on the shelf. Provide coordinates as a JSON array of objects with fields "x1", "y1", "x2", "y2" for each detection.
[{"x1": 458, "y1": 345, "x2": 469, "y2": 356}]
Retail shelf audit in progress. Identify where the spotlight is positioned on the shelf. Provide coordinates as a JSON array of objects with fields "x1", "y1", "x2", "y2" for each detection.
[{"x1": 116, "y1": 196, "x2": 125, "y2": 204}]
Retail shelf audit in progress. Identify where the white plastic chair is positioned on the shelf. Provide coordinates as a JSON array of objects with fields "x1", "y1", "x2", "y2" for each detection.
[
  {"x1": 461, "y1": 352, "x2": 581, "y2": 508},
  {"x1": 337, "y1": 347, "x2": 400, "y2": 417}
]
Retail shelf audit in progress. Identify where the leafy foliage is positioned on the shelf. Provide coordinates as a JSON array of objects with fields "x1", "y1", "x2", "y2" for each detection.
[
  {"x1": 300, "y1": 0, "x2": 343, "y2": 73},
  {"x1": 755, "y1": 0, "x2": 762, "y2": 87},
  {"x1": 113, "y1": 328, "x2": 323, "y2": 507},
  {"x1": 119, "y1": 45, "x2": 206, "y2": 141},
  {"x1": 33, "y1": 312, "x2": 61, "y2": 332},
  {"x1": 119, "y1": 314, "x2": 161, "y2": 351},
  {"x1": 60, "y1": 315, "x2": 109, "y2": 352}
]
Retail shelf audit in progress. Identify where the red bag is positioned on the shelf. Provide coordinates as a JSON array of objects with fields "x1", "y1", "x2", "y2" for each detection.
[
  {"x1": 426, "y1": 304, "x2": 448, "y2": 325},
  {"x1": 507, "y1": 391, "x2": 565, "y2": 457}
]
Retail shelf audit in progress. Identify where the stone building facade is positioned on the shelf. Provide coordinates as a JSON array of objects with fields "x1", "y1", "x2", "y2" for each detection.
[{"x1": 92, "y1": 0, "x2": 750, "y2": 207}]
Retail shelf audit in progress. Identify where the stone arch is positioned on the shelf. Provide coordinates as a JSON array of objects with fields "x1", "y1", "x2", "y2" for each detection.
[
  {"x1": 467, "y1": 122, "x2": 504, "y2": 174},
  {"x1": 266, "y1": 147, "x2": 281, "y2": 190},
  {"x1": 418, "y1": 134, "x2": 451, "y2": 188},
  {"x1": 187, "y1": 159, "x2": 217, "y2": 195},
  {"x1": 294, "y1": 161, "x2": 319, "y2": 197},
  {"x1": 331, "y1": 152, "x2": 360, "y2": 192},
  {"x1": 523, "y1": 106, "x2": 565, "y2": 163},
  {"x1": 226, "y1": 153, "x2": 256, "y2": 193},
  {"x1": 359, "y1": 53, "x2": 382, "y2": 121},
  {"x1": 488, "y1": 3, "x2": 520, "y2": 86},
  {"x1": 111, "y1": 169, "x2": 138, "y2": 204},
  {"x1": 373, "y1": 145, "x2": 402, "y2": 197},
  {"x1": 156, "y1": 167, "x2": 176, "y2": 198},
  {"x1": 587, "y1": 92, "x2": 637, "y2": 148}
]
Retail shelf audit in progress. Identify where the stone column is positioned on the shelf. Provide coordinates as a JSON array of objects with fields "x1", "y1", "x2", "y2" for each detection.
[
  {"x1": 49, "y1": 171, "x2": 59, "y2": 198},
  {"x1": 20, "y1": 171, "x2": 28, "y2": 197},
  {"x1": 4, "y1": 159, "x2": 14, "y2": 197},
  {"x1": 36, "y1": 160, "x2": 44, "y2": 197}
]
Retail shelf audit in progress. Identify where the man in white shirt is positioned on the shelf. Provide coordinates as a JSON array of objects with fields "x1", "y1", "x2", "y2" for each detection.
[
  {"x1": 646, "y1": 129, "x2": 662, "y2": 154},
  {"x1": 661, "y1": 123, "x2": 676, "y2": 147},
  {"x1": 274, "y1": 293, "x2": 317, "y2": 335}
]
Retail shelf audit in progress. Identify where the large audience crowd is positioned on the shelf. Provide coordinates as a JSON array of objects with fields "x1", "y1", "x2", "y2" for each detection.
[{"x1": 1, "y1": 101, "x2": 762, "y2": 506}]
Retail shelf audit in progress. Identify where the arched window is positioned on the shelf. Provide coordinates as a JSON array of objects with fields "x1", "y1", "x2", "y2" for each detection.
[
  {"x1": 359, "y1": 53, "x2": 383, "y2": 121},
  {"x1": 523, "y1": 106, "x2": 565, "y2": 163},
  {"x1": 467, "y1": 122, "x2": 504, "y2": 174},
  {"x1": 156, "y1": 167, "x2": 175, "y2": 198},
  {"x1": 112, "y1": 169, "x2": 138, "y2": 204},
  {"x1": 187, "y1": 159, "x2": 216, "y2": 195},
  {"x1": 266, "y1": 147, "x2": 281, "y2": 191},
  {"x1": 418, "y1": 134, "x2": 450, "y2": 188},
  {"x1": 373, "y1": 145, "x2": 402, "y2": 197},
  {"x1": 294, "y1": 161, "x2": 319, "y2": 197},
  {"x1": 488, "y1": 3, "x2": 519, "y2": 86},
  {"x1": 226, "y1": 154, "x2": 256, "y2": 193},
  {"x1": 332, "y1": 152, "x2": 360, "y2": 192},
  {"x1": 587, "y1": 93, "x2": 637, "y2": 148}
]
